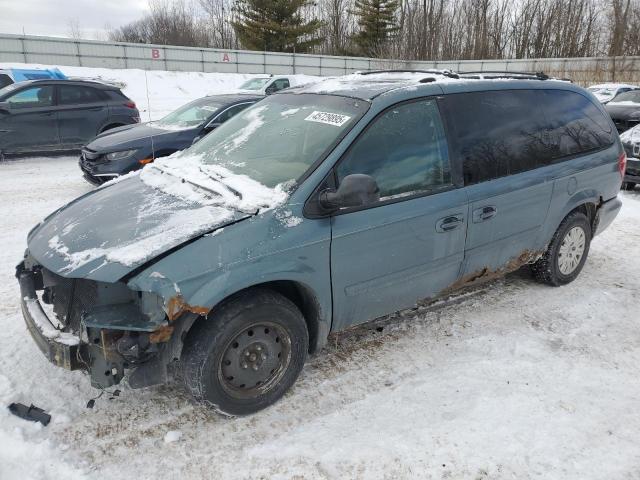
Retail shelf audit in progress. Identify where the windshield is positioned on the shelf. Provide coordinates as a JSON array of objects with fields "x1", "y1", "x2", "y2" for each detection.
[
  {"x1": 238, "y1": 78, "x2": 271, "y2": 91},
  {"x1": 187, "y1": 93, "x2": 369, "y2": 188},
  {"x1": 151, "y1": 97, "x2": 224, "y2": 130},
  {"x1": 610, "y1": 90, "x2": 640, "y2": 104}
]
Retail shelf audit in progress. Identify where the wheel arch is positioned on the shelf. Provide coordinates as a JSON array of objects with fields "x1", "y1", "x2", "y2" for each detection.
[
  {"x1": 181, "y1": 279, "x2": 329, "y2": 356},
  {"x1": 99, "y1": 122, "x2": 125, "y2": 133}
]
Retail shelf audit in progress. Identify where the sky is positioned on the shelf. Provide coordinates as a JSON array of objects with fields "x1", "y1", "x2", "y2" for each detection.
[{"x1": 0, "y1": 0, "x2": 150, "y2": 39}]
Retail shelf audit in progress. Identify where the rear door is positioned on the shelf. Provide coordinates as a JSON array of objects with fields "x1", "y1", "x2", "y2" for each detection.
[
  {"x1": 441, "y1": 89, "x2": 554, "y2": 279},
  {"x1": 56, "y1": 85, "x2": 110, "y2": 146},
  {"x1": 0, "y1": 84, "x2": 58, "y2": 152},
  {"x1": 330, "y1": 98, "x2": 468, "y2": 330}
]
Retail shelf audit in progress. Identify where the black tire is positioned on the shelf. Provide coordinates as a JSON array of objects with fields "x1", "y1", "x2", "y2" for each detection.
[
  {"x1": 531, "y1": 211, "x2": 592, "y2": 286},
  {"x1": 180, "y1": 288, "x2": 308, "y2": 416},
  {"x1": 623, "y1": 182, "x2": 636, "y2": 191}
]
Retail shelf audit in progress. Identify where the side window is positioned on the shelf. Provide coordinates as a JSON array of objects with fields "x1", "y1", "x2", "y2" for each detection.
[
  {"x1": 540, "y1": 90, "x2": 613, "y2": 159},
  {"x1": 58, "y1": 86, "x2": 103, "y2": 105},
  {"x1": 336, "y1": 99, "x2": 451, "y2": 200},
  {"x1": 0, "y1": 74, "x2": 12, "y2": 89},
  {"x1": 443, "y1": 90, "x2": 549, "y2": 185},
  {"x1": 214, "y1": 103, "x2": 253, "y2": 124},
  {"x1": 273, "y1": 79, "x2": 290, "y2": 91},
  {"x1": 6, "y1": 86, "x2": 54, "y2": 109}
]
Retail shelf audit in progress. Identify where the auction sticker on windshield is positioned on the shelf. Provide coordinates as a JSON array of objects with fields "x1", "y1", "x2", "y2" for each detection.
[{"x1": 304, "y1": 111, "x2": 351, "y2": 127}]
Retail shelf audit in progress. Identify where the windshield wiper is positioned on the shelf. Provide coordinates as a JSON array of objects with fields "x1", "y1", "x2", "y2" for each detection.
[{"x1": 198, "y1": 166, "x2": 243, "y2": 200}]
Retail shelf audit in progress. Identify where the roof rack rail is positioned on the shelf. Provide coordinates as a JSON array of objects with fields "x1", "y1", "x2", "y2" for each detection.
[
  {"x1": 459, "y1": 71, "x2": 550, "y2": 80},
  {"x1": 359, "y1": 69, "x2": 460, "y2": 79}
]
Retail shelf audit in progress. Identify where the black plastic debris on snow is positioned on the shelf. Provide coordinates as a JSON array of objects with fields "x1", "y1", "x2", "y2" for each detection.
[{"x1": 8, "y1": 403, "x2": 51, "y2": 426}]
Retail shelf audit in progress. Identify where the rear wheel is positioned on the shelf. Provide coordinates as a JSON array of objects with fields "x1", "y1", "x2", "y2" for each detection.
[
  {"x1": 531, "y1": 211, "x2": 591, "y2": 286},
  {"x1": 623, "y1": 182, "x2": 636, "y2": 191},
  {"x1": 180, "y1": 288, "x2": 308, "y2": 416}
]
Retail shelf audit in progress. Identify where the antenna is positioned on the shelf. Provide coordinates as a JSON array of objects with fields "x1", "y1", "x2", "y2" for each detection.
[{"x1": 144, "y1": 70, "x2": 156, "y2": 160}]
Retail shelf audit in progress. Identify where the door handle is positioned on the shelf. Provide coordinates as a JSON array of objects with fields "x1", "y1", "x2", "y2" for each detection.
[
  {"x1": 473, "y1": 205, "x2": 497, "y2": 223},
  {"x1": 436, "y1": 214, "x2": 464, "y2": 233}
]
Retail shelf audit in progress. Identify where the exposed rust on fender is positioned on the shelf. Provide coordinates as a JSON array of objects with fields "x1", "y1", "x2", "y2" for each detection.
[
  {"x1": 149, "y1": 325, "x2": 175, "y2": 344},
  {"x1": 440, "y1": 249, "x2": 544, "y2": 296},
  {"x1": 166, "y1": 295, "x2": 211, "y2": 323}
]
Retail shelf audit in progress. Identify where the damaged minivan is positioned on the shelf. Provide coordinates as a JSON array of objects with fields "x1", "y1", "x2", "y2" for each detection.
[{"x1": 17, "y1": 72, "x2": 624, "y2": 415}]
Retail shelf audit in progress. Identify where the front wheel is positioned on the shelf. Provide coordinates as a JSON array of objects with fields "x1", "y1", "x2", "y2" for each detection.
[
  {"x1": 531, "y1": 211, "x2": 592, "y2": 286},
  {"x1": 180, "y1": 288, "x2": 308, "y2": 416}
]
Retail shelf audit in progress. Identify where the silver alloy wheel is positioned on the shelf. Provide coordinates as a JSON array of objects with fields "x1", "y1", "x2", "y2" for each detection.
[{"x1": 558, "y1": 226, "x2": 586, "y2": 275}]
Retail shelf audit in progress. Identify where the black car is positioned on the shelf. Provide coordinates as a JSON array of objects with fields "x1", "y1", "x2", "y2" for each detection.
[
  {"x1": 619, "y1": 125, "x2": 640, "y2": 190},
  {"x1": 79, "y1": 94, "x2": 262, "y2": 184},
  {"x1": 605, "y1": 90, "x2": 640, "y2": 133},
  {"x1": 0, "y1": 79, "x2": 139, "y2": 157}
]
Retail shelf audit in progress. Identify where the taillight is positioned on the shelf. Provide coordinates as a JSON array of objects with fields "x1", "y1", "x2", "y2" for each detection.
[
  {"x1": 124, "y1": 101, "x2": 136, "y2": 109},
  {"x1": 618, "y1": 151, "x2": 627, "y2": 178}
]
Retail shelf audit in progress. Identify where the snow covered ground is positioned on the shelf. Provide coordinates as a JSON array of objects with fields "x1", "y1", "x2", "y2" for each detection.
[{"x1": 1, "y1": 155, "x2": 640, "y2": 479}]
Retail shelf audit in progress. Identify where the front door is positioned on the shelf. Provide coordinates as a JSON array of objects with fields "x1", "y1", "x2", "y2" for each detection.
[
  {"x1": 0, "y1": 84, "x2": 58, "y2": 152},
  {"x1": 330, "y1": 98, "x2": 468, "y2": 331}
]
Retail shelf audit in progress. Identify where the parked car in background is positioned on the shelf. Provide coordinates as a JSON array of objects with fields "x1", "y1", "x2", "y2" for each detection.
[
  {"x1": 17, "y1": 72, "x2": 623, "y2": 416},
  {"x1": 0, "y1": 67, "x2": 66, "y2": 89},
  {"x1": 236, "y1": 75, "x2": 304, "y2": 95},
  {"x1": 79, "y1": 94, "x2": 262, "y2": 184},
  {"x1": 588, "y1": 83, "x2": 639, "y2": 104},
  {"x1": 0, "y1": 79, "x2": 139, "y2": 157},
  {"x1": 619, "y1": 124, "x2": 640, "y2": 190},
  {"x1": 605, "y1": 89, "x2": 640, "y2": 132}
]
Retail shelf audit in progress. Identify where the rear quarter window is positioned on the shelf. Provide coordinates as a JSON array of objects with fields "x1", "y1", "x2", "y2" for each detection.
[{"x1": 443, "y1": 89, "x2": 614, "y2": 185}]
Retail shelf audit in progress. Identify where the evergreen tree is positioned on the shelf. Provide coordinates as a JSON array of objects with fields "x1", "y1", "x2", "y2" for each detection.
[
  {"x1": 352, "y1": 0, "x2": 399, "y2": 56},
  {"x1": 232, "y1": 0, "x2": 323, "y2": 53}
]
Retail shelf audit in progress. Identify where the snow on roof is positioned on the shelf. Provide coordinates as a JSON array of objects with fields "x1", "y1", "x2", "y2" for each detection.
[{"x1": 589, "y1": 83, "x2": 639, "y2": 89}]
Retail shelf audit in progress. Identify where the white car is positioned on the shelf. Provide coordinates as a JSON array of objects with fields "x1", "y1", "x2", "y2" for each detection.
[
  {"x1": 588, "y1": 83, "x2": 639, "y2": 104},
  {"x1": 235, "y1": 75, "x2": 314, "y2": 95}
]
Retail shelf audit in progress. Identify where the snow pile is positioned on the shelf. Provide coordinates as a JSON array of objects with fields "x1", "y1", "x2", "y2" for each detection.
[{"x1": 0, "y1": 62, "x2": 320, "y2": 120}]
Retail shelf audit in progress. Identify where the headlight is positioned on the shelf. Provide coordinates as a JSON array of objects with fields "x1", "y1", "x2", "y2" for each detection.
[{"x1": 105, "y1": 149, "x2": 137, "y2": 161}]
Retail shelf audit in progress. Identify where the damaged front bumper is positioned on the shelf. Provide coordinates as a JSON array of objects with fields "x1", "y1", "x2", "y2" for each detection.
[
  {"x1": 19, "y1": 268, "x2": 83, "y2": 371},
  {"x1": 16, "y1": 257, "x2": 193, "y2": 390}
]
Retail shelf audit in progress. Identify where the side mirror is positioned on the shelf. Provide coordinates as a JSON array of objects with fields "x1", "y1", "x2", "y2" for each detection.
[
  {"x1": 0, "y1": 101, "x2": 10, "y2": 113},
  {"x1": 192, "y1": 136, "x2": 202, "y2": 145},
  {"x1": 319, "y1": 174, "x2": 380, "y2": 210},
  {"x1": 265, "y1": 86, "x2": 277, "y2": 95}
]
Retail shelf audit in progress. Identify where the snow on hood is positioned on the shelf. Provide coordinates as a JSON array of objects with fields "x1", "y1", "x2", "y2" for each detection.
[
  {"x1": 28, "y1": 153, "x2": 288, "y2": 281},
  {"x1": 606, "y1": 100, "x2": 640, "y2": 107},
  {"x1": 620, "y1": 124, "x2": 640, "y2": 143}
]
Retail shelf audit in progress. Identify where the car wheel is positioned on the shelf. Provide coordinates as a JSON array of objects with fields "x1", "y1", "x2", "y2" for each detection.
[
  {"x1": 531, "y1": 211, "x2": 592, "y2": 286},
  {"x1": 623, "y1": 182, "x2": 636, "y2": 190},
  {"x1": 180, "y1": 288, "x2": 308, "y2": 416}
]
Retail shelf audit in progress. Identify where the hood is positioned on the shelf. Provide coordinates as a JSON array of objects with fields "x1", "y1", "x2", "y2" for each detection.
[
  {"x1": 28, "y1": 155, "x2": 288, "y2": 282},
  {"x1": 605, "y1": 102, "x2": 640, "y2": 119},
  {"x1": 87, "y1": 123, "x2": 196, "y2": 152}
]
